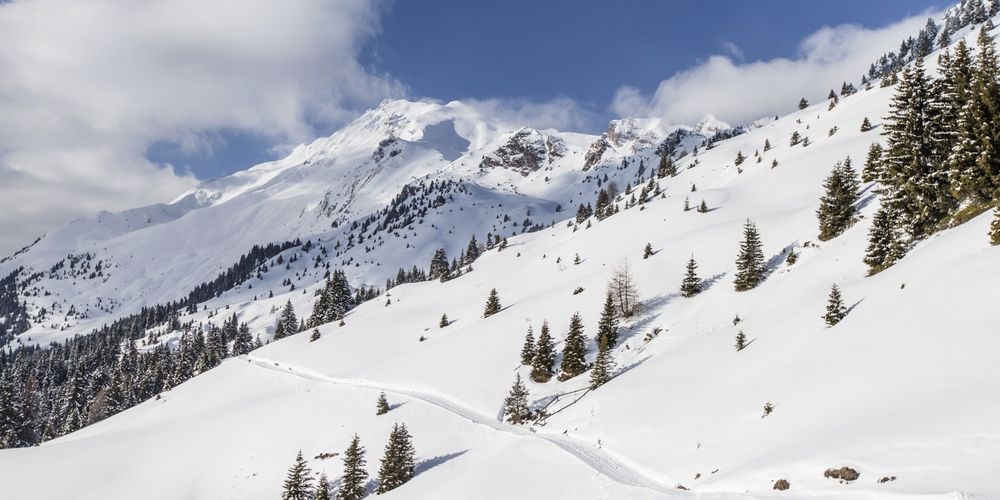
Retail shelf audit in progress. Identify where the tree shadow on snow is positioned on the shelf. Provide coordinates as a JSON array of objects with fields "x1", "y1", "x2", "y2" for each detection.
[
  {"x1": 701, "y1": 272, "x2": 728, "y2": 291},
  {"x1": 414, "y1": 450, "x2": 469, "y2": 476},
  {"x1": 763, "y1": 244, "x2": 795, "y2": 278},
  {"x1": 388, "y1": 401, "x2": 408, "y2": 411},
  {"x1": 845, "y1": 297, "x2": 865, "y2": 316}
]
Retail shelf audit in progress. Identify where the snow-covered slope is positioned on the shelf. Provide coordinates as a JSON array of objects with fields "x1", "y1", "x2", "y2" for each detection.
[{"x1": 2, "y1": 10, "x2": 1000, "y2": 500}]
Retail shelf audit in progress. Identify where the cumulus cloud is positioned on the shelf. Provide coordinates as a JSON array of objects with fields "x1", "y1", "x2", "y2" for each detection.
[
  {"x1": 0, "y1": 0, "x2": 402, "y2": 255},
  {"x1": 612, "y1": 12, "x2": 939, "y2": 126}
]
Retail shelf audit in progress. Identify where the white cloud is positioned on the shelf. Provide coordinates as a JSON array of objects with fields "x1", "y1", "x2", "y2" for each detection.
[
  {"x1": 462, "y1": 97, "x2": 598, "y2": 132},
  {"x1": 0, "y1": 0, "x2": 402, "y2": 255},
  {"x1": 611, "y1": 12, "x2": 939, "y2": 126}
]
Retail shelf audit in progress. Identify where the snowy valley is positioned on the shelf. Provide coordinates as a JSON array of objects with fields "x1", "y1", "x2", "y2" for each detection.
[{"x1": 1, "y1": 3, "x2": 1000, "y2": 500}]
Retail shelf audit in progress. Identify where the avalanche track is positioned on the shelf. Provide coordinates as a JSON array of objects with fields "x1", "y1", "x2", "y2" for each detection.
[{"x1": 243, "y1": 354, "x2": 679, "y2": 497}]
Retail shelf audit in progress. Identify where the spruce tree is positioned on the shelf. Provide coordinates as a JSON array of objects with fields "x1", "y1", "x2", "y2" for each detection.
[
  {"x1": 282, "y1": 450, "x2": 314, "y2": 500},
  {"x1": 862, "y1": 142, "x2": 884, "y2": 183},
  {"x1": 594, "y1": 189, "x2": 611, "y2": 220},
  {"x1": 276, "y1": 300, "x2": 298, "y2": 339},
  {"x1": 824, "y1": 284, "x2": 847, "y2": 326},
  {"x1": 0, "y1": 372, "x2": 28, "y2": 448},
  {"x1": 483, "y1": 289, "x2": 501, "y2": 318},
  {"x1": 595, "y1": 292, "x2": 619, "y2": 350},
  {"x1": 376, "y1": 392, "x2": 390, "y2": 415},
  {"x1": 864, "y1": 207, "x2": 905, "y2": 274},
  {"x1": 315, "y1": 474, "x2": 332, "y2": 500},
  {"x1": 520, "y1": 326, "x2": 536, "y2": 365},
  {"x1": 642, "y1": 243, "x2": 654, "y2": 259},
  {"x1": 589, "y1": 340, "x2": 614, "y2": 389},
  {"x1": 503, "y1": 373, "x2": 531, "y2": 424},
  {"x1": 338, "y1": 435, "x2": 368, "y2": 500},
  {"x1": 376, "y1": 423, "x2": 416, "y2": 494},
  {"x1": 798, "y1": 97, "x2": 808, "y2": 110},
  {"x1": 817, "y1": 160, "x2": 861, "y2": 240},
  {"x1": 530, "y1": 321, "x2": 556, "y2": 383},
  {"x1": 439, "y1": 314, "x2": 449, "y2": 328},
  {"x1": 949, "y1": 32, "x2": 1000, "y2": 204},
  {"x1": 680, "y1": 255, "x2": 702, "y2": 298},
  {"x1": 559, "y1": 313, "x2": 589, "y2": 379},
  {"x1": 990, "y1": 206, "x2": 1000, "y2": 245},
  {"x1": 310, "y1": 329, "x2": 321, "y2": 342},
  {"x1": 428, "y1": 248, "x2": 450, "y2": 280},
  {"x1": 860, "y1": 117, "x2": 873, "y2": 132},
  {"x1": 657, "y1": 151, "x2": 677, "y2": 178},
  {"x1": 698, "y1": 200, "x2": 708, "y2": 213},
  {"x1": 733, "y1": 220, "x2": 766, "y2": 291},
  {"x1": 735, "y1": 331, "x2": 747, "y2": 351}
]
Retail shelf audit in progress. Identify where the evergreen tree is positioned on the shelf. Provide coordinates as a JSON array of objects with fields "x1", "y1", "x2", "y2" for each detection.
[
  {"x1": 733, "y1": 220, "x2": 766, "y2": 291},
  {"x1": 0, "y1": 372, "x2": 28, "y2": 448},
  {"x1": 282, "y1": 450, "x2": 314, "y2": 500},
  {"x1": 310, "y1": 329, "x2": 321, "y2": 342},
  {"x1": 949, "y1": 31, "x2": 1000, "y2": 204},
  {"x1": 734, "y1": 150, "x2": 746, "y2": 166},
  {"x1": 594, "y1": 189, "x2": 611, "y2": 220},
  {"x1": 520, "y1": 326, "x2": 536, "y2": 365},
  {"x1": 863, "y1": 142, "x2": 884, "y2": 183},
  {"x1": 864, "y1": 207, "x2": 905, "y2": 274},
  {"x1": 530, "y1": 321, "x2": 556, "y2": 383},
  {"x1": 817, "y1": 159, "x2": 861, "y2": 240},
  {"x1": 575, "y1": 204, "x2": 593, "y2": 223},
  {"x1": 439, "y1": 314, "x2": 449, "y2": 328},
  {"x1": 559, "y1": 313, "x2": 589, "y2": 379},
  {"x1": 735, "y1": 331, "x2": 747, "y2": 351},
  {"x1": 232, "y1": 322, "x2": 253, "y2": 355},
  {"x1": 657, "y1": 151, "x2": 677, "y2": 178},
  {"x1": 315, "y1": 474, "x2": 332, "y2": 500},
  {"x1": 374, "y1": 392, "x2": 390, "y2": 416},
  {"x1": 824, "y1": 284, "x2": 847, "y2": 326},
  {"x1": 642, "y1": 243, "x2": 654, "y2": 259},
  {"x1": 483, "y1": 289, "x2": 502, "y2": 318},
  {"x1": 860, "y1": 117, "x2": 873, "y2": 132},
  {"x1": 680, "y1": 255, "x2": 702, "y2": 298},
  {"x1": 276, "y1": 300, "x2": 298, "y2": 339},
  {"x1": 595, "y1": 292, "x2": 619, "y2": 350},
  {"x1": 465, "y1": 234, "x2": 481, "y2": 264},
  {"x1": 799, "y1": 97, "x2": 809, "y2": 110},
  {"x1": 881, "y1": 57, "x2": 954, "y2": 238},
  {"x1": 338, "y1": 435, "x2": 368, "y2": 500},
  {"x1": 790, "y1": 131, "x2": 801, "y2": 146},
  {"x1": 589, "y1": 340, "x2": 614, "y2": 389},
  {"x1": 502, "y1": 373, "x2": 531, "y2": 424},
  {"x1": 376, "y1": 423, "x2": 416, "y2": 494},
  {"x1": 698, "y1": 200, "x2": 708, "y2": 213},
  {"x1": 428, "y1": 248, "x2": 450, "y2": 280},
  {"x1": 991, "y1": 206, "x2": 1000, "y2": 245},
  {"x1": 764, "y1": 139, "x2": 772, "y2": 151}
]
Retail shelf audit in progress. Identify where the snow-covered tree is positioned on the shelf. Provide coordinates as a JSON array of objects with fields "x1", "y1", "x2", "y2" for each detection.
[
  {"x1": 520, "y1": 326, "x2": 536, "y2": 365},
  {"x1": 483, "y1": 289, "x2": 501, "y2": 318},
  {"x1": 559, "y1": 312, "x2": 588, "y2": 379},
  {"x1": 680, "y1": 255, "x2": 702, "y2": 298},
  {"x1": 282, "y1": 450, "x2": 313, "y2": 500},
  {"x1": 824, "y1": 284, "x2": 847, "y2": 326},
  {"x1": 338, "y1": 435, "x2": 368, "y2": 500},
  {"x1": 503, "y1": 373, "x2": 531, "y2": 424},
  {"x1": 376, "y1": 423, "x2": 416, "y2": 494},
  {"x1": 530, "y1": 321, "x2": 556, "y2": 383},
  {"x1": 376, "y1": 392, "x2": 390, "y2": 415},
  {"x1": 733, "y1": 220, "x2": 766, "y2": 291}
]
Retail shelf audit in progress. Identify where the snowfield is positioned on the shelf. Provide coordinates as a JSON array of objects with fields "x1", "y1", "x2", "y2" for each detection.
[{"x1": 2, "y1": 15, "x2": 1000, "y2": 500}]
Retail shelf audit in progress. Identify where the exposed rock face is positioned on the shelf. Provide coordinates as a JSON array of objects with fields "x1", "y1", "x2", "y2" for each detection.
[
  {"x1": 582, "y1": 136, "x2": 608, "y2": 171},
  {"x1": 371, "y1": 137, "x2": 403, "y2": 163},
  {"x1": 773, "y1": 479, "x2": 790, "y2": 490},
  {"x1": 480, "y1": 128, "x2": 556, "y2": 176}
]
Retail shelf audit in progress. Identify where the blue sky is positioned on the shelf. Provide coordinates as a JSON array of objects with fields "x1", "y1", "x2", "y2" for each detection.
[{"x1": 148, "y1": 0, "x2": 944, "y2": 180}]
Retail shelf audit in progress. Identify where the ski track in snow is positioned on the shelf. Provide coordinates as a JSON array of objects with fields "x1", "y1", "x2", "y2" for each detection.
[{"x1": 243, "y1": 354, "x2": 677, "y2": 496}]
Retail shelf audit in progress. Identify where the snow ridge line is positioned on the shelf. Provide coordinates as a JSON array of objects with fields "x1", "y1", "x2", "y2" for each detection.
[{"x1": 242, "y1": 355, "x2": 677, "y2": 496}]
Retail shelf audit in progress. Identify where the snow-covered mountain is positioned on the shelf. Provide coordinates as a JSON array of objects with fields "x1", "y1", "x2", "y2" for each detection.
[{"x1": 2, "y1": 4, "x2": 1000, "y2": 500}]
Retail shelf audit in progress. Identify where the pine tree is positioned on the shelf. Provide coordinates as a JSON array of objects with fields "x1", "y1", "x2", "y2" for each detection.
[
  {"x1": 276, "y1": 300, "x2": 298, "y2": 339},
  {"x1": 698, "y1": 200, "x2": 708, "y2": 213},
  {"x1": 232, "y1": 322, "x2": 253, "y2": 355},
  {"x1": 864, "y1": 207, "x2": 905, "y2": 274},
  {"x1": 734, "y1": 151, "x2": 746, "y2": 166},
  {"x1": 863, "y1": 142, "x2": 884, "y2": 183},
  {"x1": 680, "y1": 255, "x2": 702, "y2": 298},
  {"x1": 881, "y1": 57, "x2": 954, "y2": 239},
  {"x1": 315, "y1": 474, "x2": 332, "y2": 500},
  {"x1": 657, "y1": 151, "x2": 677, "y2": 178},
  {"x1": 503, "y1": 373, "x2": 531, "y2": 424},
  {"x1": 824, "y1": 284, "x2": 847, "y2": 326},
  {"x1": 735, "y1": 331, "x2": 747, "y2": 351},
  {"x1": 0, "y1": 371, "x2": 28, "y2": 448},
  {"x1": 483, "y1": 289, "x2": 501, "y2": 318},
  {"x1": 530, "y1": 321, "x2": 556, "y2": 383},
  {"x1": 338, "y1": 435, "x2": 368, "y2": 500},
  {"x1": 642, "y1": 243, "x2": 654, "y2": 259},
  {"x1": 860, "y1": 117, "x2": 873, "y2": 132},
  {"x1": 465, "y1": 234, "x2": 481, "y2": 264},
  {"x1": 763, "y1": 139, "x2": 772, "y2": 151},
  {"x1": 595, "y1": 292, "x2": 619, "y2": 350},
  {"x1": 520, "y1": 326, "x2": 536, "y2": 365},
  {"x1": 733, "y1": 220, "x2": 766, "y2": 291},
  {"x1": 282, "y1": 450, "x2": 314, "y2": 500},
  {"x1": 790, "y1": 131, "x2": 801, "y2": 146},
  {"x1": 589, "y1": 340, "x2": 614, "y2": 389},
  {"x1": 798, "y1": 97, "x2": 809, "y2": 110},
  {"x1": 428, "y1": 248, "x2": 450, "y2": 280},
  {"x1": 376, "y1": 392, "x2": 390, "y2": 415},
  {"x1": 594, "y1": 189, "x2": 611, "y2": 220},
  {"x1": 949, "y1": 32, "x2": 1000, "y2": 204},
  {"x1": 559, "y1": 313, "x2": 589, "y2": 379},
  {"x1": 817, "y1": 159, "x2": 861, "y2": 240},
  {"x1": 439, "y1": 314, "x2": 449, "y2": 328},
  {"x1": 310, "y1": 329, "x2": 321, "y2": 342},
  {"x1": 376, "y1": 423, "x2": 416, "y2": 494},
  {"x1": 991, "y1": 205, "x2": 1000, "y2": 245}
]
